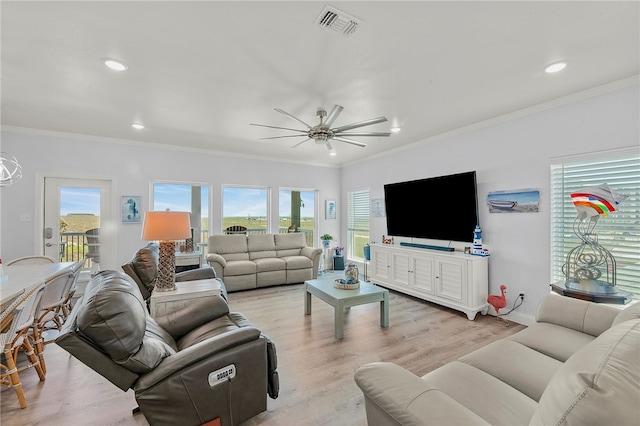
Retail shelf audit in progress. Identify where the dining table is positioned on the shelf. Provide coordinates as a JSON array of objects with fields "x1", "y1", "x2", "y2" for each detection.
[{"x1": 1, "y1": 262, "x2": 76, "y2": 311}]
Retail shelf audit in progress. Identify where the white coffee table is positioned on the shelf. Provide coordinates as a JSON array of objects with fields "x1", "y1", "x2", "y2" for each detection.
[{"x1": 304, "y1": 275, "x2": 389, "y2": 339}]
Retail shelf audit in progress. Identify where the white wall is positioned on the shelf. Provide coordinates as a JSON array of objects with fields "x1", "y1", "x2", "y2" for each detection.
[
  {"x1": 1, "y1": 84, "x2": 637, "y2": 323},
  {"x1": 0, "y1": 132, "x2": 341, "y2": 269},
  {"x1": 341, "y1": 84, "x2": 639, "y2": 322}
]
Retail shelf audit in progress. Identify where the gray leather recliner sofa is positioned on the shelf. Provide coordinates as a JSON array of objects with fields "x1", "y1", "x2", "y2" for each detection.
[
  {"x1": 56, "y1": 270, "x2": 278, "y2": 426},
  {"x1": 355, "y1": 294, "x2": 640, "y2": 426}
]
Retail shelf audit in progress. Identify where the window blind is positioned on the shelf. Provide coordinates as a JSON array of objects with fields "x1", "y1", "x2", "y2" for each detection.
[
  {"x1": 347, "y1": 189, "x2": 370, "y2": 259},
  {"x1": 550, "y1": 152, "x2": 640, "y2": 297}
]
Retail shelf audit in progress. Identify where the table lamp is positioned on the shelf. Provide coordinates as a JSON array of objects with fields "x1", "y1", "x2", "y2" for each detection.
[{"x1": 141, "y1": 210, "x2": 192, "y2": 292}]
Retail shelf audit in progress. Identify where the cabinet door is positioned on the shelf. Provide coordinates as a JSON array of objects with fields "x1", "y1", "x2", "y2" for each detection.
[
  {"x1": 371, "y1": 246, "x2": 391, "y2": 281},
  {"x1": 412, "y1": 256, "x2": 435, "y2": 295},
  {"x1": 391, "y1": 252, "x2": 411, "y2": 286},
  {"x1": 435, "y1": 258, "x2": 467, "y2": 303}
]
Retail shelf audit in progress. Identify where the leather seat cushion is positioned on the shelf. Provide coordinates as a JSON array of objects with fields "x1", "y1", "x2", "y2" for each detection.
[
  {"x1": 76, "y1": 271, "x2": 175, "y2": 373},
  {"x1": 254, "y1": 257, "x2": 286, "y2": 272},
  {"x1": 282, "y1": 255, "x2": 313, "y2": 270},
  {"x1": 225, "y1": 260, "x2": 257, "y2": 276}
]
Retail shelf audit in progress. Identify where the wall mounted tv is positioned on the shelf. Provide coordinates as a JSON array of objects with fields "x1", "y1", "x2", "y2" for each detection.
[{"x1": 383, "y1": 171, "x2": 478, "y2": 243}]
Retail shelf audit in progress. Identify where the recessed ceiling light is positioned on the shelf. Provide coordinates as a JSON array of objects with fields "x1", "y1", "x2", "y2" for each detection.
[
  {"x1": 104, "y1": 59, "x2": 127, "y2": 71},
  {"x1": 131, "y1": 123, "x2": 144, "y2": 130},
  {"x1": 390, "y1": 127, "x2": 401, "y2": 133},
  {"x1": 329, "y1": 150, "x2": 337, "y2": 156},
  {"x1": 545, "y1": 62, "x2": 567, "y2": 73}
]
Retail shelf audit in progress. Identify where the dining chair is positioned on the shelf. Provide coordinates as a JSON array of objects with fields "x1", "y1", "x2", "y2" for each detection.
[
  {"x1": 84, "y1": 228, "x2": 100, "y2": 271},
  {"x1": 5, "y1": 255, "x2": 58, "y2": 266},
  {"x1": 0, "y1": 286, "x2": 46, "y2": 409},
  {"x1": 31, "y1": 260, "x2": 83, "y2": 374},
  {"x1": 60, "y1": 259, "x2": 86, "y2": 321}
]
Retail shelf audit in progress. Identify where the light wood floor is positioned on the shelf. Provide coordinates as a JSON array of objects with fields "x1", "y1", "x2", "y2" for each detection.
[{"x1": 1, "y1": 280, "x2": 525, "y2": 425}]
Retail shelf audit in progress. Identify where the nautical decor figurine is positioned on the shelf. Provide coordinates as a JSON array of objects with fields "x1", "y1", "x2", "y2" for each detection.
[{"x1": 472, "y1": 225, "x2": 483, "y2": 254}]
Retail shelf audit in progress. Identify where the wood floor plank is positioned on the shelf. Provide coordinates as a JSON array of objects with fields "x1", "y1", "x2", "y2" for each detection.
[{"x1": 1, "y1": 282, "x2": 525, "y2": 425}]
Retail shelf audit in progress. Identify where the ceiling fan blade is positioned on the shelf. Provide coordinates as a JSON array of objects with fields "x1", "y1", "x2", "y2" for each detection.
[
  {"x1": 250, "y1": 123, "x2": 307, "y2": 133},
  {"x1": 259, "y1": 134, "x2": 311, "y2": 140},
  {"x1": 333, "y1": 137, "x2": 367, "y2": 148},
  {"x1": 275, "y1": 108, "x2": 313, "y2": 129},
  {"x1": 325, "y1": 141, "x2": 334, "y2": 151},
  {"x1": 335, "y1": 132, "x2": 391, "y2": 137},
  {"x1": 331, "y1": 116, "x2": 388, "y2": 133},
  {"x1": 291, "y1": 138, "x2": 311, "y2": 148},
  {"x1": 324, "y1": 105, "x2": 344, "y2": 128}
]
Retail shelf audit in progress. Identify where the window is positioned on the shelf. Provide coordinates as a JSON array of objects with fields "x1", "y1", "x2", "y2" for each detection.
[
  {"x1": 152, "y1": 182, "x2": 209, "y2": 244},
  {"x1": 222, "y1": 186, "x2": 269, "y2": 234},
  {"x1": 279, "y1": 189, "x2": 316, "y2": 246},
  {"x1": 347, "y1": 189, "x2": 370, "y2": 260},
  {"x1": 550, "y1": 151, "x2": 640, "y2": 298}
]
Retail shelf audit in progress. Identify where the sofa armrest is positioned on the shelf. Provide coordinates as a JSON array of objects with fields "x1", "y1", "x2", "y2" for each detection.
[
  {"x1": 176, "y1": 266, "x2": 216, "y2": 281},
  {"x1": 301, "y1": 246, "x2": 322, "y2": 260},
  {"x1": 355, "y1": 362, "x2": 490, "y2": 426},
  {"x1": 135, "y1": 326, "x2": 262, "y2": 391},
  {"x1": 536, "y1": 294, "x2": 620, "y2": 337},
  {"x1": 155, "y1": 296, "x2": 230, "y2": 339}
]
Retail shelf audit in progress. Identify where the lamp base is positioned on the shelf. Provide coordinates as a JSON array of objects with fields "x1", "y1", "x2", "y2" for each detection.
[{"x1": 156, "y1": 241, "x2": 176, "y2": 292}]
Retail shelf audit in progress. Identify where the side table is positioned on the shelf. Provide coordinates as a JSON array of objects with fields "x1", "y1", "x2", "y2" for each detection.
[
  {"x1": 150, "y1": 278, "x2": 222, "y2": 317},
  {"x1": 175, "y1": 250, "x2": 203, "y2": 273}
]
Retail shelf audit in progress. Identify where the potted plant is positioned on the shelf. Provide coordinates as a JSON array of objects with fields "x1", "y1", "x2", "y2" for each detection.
[
  {"x1": 320, "y1": 234, "x2": 333, "y2": 248},
  {"x1": 363, "y1": 243, "x2": 371, "y2": 261}
]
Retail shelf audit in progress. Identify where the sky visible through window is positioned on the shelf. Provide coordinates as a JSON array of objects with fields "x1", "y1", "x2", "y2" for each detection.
[{"x1": 61, "y1": 186, "x2": 316, "y2": 218}]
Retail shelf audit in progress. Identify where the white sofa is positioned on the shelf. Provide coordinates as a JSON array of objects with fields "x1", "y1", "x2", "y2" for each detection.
[
  {"x1": 207, "y1": 233, "x2": 322, "y2": 292},
  {"x1": 355, "y1": 294, "x2": 640, "y2": 426}
]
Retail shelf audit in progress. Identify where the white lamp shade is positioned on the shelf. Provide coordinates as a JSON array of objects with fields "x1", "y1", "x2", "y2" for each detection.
[{"x1": 141, "y1": 211, "x2": 191, "y2": 241}]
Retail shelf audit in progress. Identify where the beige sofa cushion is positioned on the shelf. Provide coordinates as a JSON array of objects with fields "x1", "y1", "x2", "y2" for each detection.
[
  {"x1": 530, "y1": 319, "x2": 640, "y2": 426},
  {"x1": 248, "y1": 234, "x2": 277, "y2": 260},
  {"x1": 210, "y1": 234, "x2": 249, "y2": 261},
  {"x1": 459, "y1": 339, "x2": 563, "y2": 401},
  {"x1": 423, "y1": 361, "x2": 538, "y2": 425},
  {"x1": 535, "y1": 294, "x2": 619, "y2": 337},
  {"x1": 506, "y1": 323, "x2": 596, "y2": 363},
  {"x1": 274, "y1": 233, "x2": 305, "y2": 256},
  {"x1": 612, "y1": 301, "x2": 640, "y2": 327}
]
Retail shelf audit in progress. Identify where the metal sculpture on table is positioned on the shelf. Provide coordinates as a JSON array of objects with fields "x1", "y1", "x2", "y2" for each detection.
[{"x1": 562, "y1": 183, "x2": 628, "y2": 295}]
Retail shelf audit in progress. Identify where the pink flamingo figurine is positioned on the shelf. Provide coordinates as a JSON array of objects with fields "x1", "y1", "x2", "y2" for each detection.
[{"x1": 487, "y1": 284, "x2": 508, "y2": 324}]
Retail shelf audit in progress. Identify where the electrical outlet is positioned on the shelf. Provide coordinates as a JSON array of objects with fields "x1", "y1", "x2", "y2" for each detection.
[{"x1": 518, "y1": 292, "x2": 525, "y2": 301}]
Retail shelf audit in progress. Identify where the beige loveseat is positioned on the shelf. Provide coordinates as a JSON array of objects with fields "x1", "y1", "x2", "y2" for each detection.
[
  {"x1": 355, "y1": 294, "x2": 640, "y2": 426},
  {"x1": 207, "y1": 233, "x2": 322, "y2": 292}
]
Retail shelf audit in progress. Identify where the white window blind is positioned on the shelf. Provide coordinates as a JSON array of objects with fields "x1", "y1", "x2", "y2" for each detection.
[
  {"x1": 550, "y1": 152, "x2": 640, "y2": 298},
  {"x1": 347, "y1": 190, "x2": 370, "y2": 260}
]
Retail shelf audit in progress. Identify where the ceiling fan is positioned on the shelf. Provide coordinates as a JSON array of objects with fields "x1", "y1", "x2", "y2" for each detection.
[{"x1": 250, "y1": 104, "x2": 390, "y2": 152}]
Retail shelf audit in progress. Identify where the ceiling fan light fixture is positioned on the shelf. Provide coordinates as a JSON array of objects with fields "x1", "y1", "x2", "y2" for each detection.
[{"x1": 131, "y1": 123, "x2": 145, "y2": 130}]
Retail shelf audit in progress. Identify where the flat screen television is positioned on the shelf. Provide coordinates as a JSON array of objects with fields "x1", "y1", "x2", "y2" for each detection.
[{"x1": 383, "y1": 171, "x2": 478, "y2": 243}]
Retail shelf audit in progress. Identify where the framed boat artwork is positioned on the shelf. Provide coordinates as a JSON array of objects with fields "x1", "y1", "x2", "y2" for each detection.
[{"x1": 487, "y1": 189, "x2": 539, "y2": 213}]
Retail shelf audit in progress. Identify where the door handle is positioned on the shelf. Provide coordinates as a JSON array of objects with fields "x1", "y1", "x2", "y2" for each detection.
[{"x1": 45, "y1": 242, "x2": 54, "y2": 247}]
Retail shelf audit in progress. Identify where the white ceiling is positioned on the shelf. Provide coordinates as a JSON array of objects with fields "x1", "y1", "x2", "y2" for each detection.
[{"x1": 2, "y1": 1, "x2": 639, "y2": 167}]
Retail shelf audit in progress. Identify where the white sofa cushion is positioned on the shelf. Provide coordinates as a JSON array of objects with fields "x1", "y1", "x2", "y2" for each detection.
[{"x1": 531, "y1": 319, "x2": 640, "y2": 426}]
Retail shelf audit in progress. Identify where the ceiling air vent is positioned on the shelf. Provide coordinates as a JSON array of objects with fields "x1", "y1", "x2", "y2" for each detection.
[{"x1": 315, "y1": 6, "x2": 361, "y2": 36}]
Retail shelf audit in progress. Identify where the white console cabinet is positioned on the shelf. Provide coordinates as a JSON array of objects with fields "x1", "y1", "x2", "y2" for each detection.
[{"x1": 370, "y1": 244, "x2": 489, "y2": 320}]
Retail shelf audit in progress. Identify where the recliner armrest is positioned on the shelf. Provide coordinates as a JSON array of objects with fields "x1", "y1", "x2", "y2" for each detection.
[
  {"x1": 206, "y1": 253, "x2": 227, "y2": 267},
  {"x1": 176, "y1": 266, "x2": 216, "y2": 281},
  {"x1": 135, "y1": 326, "x2": 262, "y2": 391},
  {"x1": 155, "y1": 296, "x2": 230, "y2": 339}
]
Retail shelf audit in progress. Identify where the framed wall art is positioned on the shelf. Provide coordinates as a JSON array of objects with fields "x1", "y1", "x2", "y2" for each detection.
[
  {"x1": 487, "y1": 189, "x2": 540, "y2": 213},
  {"x1": 325, "y1": 200, "x2": 336, "y2": 220},
  {"x1": 121, "y1": 195, "x2": 142, "y2": 223}
]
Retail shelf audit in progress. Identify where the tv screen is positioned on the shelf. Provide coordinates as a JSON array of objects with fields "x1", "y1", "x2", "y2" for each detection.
[{"x1": 383, "y1": 171, "x2": 478, "y2": 243}]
